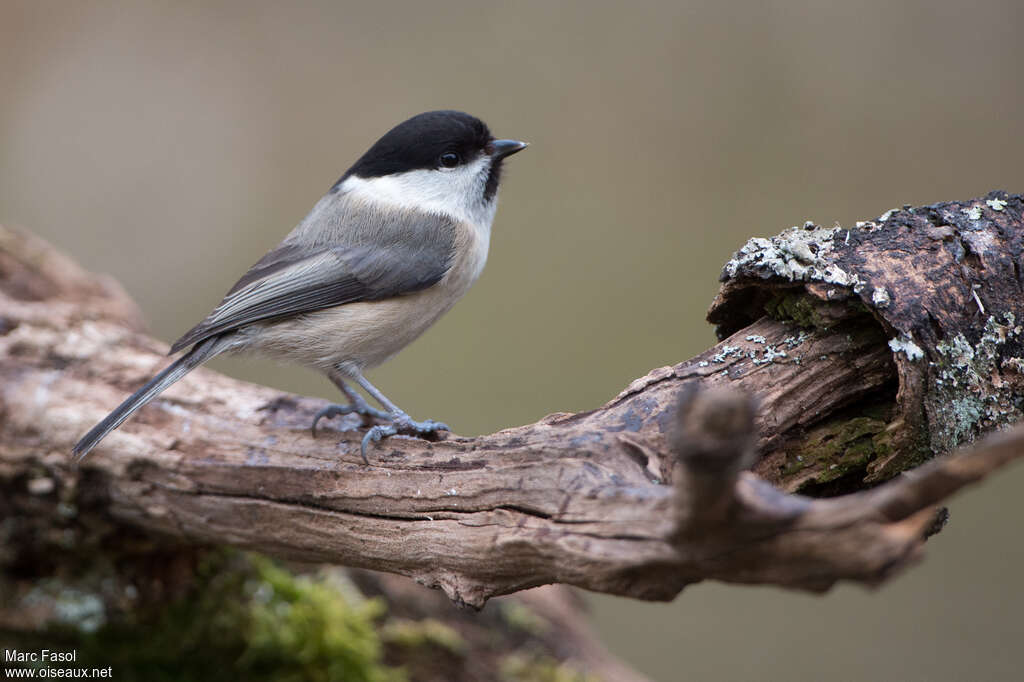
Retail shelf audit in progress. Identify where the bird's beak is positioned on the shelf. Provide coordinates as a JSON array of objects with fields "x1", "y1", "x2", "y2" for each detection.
[{"x1": 490, "y1": 139, "x2": 529, "y2": 160}]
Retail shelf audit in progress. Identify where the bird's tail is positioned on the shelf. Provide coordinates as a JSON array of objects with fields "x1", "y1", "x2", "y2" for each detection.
[{"x1": 72, "y1": 337, "x2": 225, "y2": 461}]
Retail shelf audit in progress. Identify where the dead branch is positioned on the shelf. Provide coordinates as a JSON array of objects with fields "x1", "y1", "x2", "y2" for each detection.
[{"x1": 2, "y1": 191, "x2": 1023, "y2": 610}]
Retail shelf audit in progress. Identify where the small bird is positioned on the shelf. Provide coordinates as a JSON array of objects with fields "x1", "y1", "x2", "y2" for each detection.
[{"x1": 73, "y1": 110, "x2": 528, "y2": 463}]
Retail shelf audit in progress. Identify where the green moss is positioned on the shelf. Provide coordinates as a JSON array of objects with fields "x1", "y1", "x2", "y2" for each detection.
[
  {"x1": 381, "y1": 618, "x2": 467, "y2": 656},
  {"x1": 763, "y1": 292, "x2": 871, "y2": 331},
  {"x1": 239, "y1": 556, "x2": 400, "y2": 682},
  {"x1": 786, "y1": 416, "x2": 890, "y2": 493},
  {"x1": 764, "y1": 292, "x2": 825, "y2": 328},
  {"x1": 500, "y1": 653, "x2": 597, "y2": 682},
  {"x1": 498, "y1": 602, "x2": 550, "y2": 637},
  {"x1": 55, "y1": 551, "x2": 402, "y2": 682},
  {"x1": 869, "y1": 425, "x2": 898, "y2": 466}
]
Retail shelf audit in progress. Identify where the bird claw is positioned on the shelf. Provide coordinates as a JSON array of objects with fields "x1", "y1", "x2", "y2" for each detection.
[
  {"x1": 395, "y1": 417, "x2": 450, "y2": 434},
  {"x1": 311, "y1": 400, "x2": 391, "y2": 437},
  {"x1": 360, "y1": 424, "x2": 397, "y2": 464},
  {"x1": 314, "y1": 394, "x2": 449, "y2": 464},
  {"x1": 358, "y1": 416, "x2": 450, "y2": 464}
]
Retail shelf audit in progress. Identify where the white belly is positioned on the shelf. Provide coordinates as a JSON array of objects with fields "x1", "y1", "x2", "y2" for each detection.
[{"x1": 238, "y1": 219, "x2": 489, "y2": 373}]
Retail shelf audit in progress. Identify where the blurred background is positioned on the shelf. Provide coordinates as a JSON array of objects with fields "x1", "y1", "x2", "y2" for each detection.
[{"x1": 3, "y1": 1, "x2": 1024, "y2": 679}]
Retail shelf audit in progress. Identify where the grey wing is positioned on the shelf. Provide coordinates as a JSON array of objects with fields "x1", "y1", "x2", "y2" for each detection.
[{"x1": 169, "y1": 217, "x2": 456, "y2": 354}]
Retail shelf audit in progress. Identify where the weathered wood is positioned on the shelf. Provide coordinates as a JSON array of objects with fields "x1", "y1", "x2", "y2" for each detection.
[
  {"x1": 2, "y1": 191, "x2": 1023, "y2": 613},
  {"x1": 710, "y1": 191, "x2": 1024, "y2": 482}
]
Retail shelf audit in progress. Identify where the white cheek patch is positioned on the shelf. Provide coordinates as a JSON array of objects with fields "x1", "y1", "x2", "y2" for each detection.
[{"x1": 339, "y1": 156, "x2": 497, "y2": 229}]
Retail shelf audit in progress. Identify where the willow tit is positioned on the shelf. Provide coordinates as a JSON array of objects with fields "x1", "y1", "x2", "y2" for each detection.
[{"x1": 73, "y1": 110, "x2": 528, "y2": 463}]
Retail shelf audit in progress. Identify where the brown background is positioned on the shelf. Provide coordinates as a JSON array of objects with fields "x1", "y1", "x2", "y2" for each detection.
[{"x1": 3, "y1": 1, "x2": 1023, "y2": 680}]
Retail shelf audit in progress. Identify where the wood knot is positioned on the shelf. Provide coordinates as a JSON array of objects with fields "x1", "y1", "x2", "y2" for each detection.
[{"x1": 671, "y1": 383, "x2": 758, "y2": 476}]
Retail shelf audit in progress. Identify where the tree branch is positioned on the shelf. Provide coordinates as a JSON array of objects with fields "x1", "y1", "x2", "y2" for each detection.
[{"x1": 3, "y1": 191, "x2": 1023, "y2": 609}]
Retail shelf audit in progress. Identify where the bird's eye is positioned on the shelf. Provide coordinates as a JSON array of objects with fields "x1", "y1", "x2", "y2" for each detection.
[{"x1": 439, "y1": 152, "x2": 460, "y2": 168}]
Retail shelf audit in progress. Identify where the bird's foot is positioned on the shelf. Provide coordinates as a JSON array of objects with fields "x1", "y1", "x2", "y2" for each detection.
[
  {"x1": 311, "y1": 396, "x2": 391, "y2": 437},
  {"x1": 360, "y1": 415, "x2": 450, "y2": 464}
]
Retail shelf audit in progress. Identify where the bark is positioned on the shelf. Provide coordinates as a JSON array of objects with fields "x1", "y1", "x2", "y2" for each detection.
[{"x1": 2, "y1": 191, "x2": 1023, "y2": 619}]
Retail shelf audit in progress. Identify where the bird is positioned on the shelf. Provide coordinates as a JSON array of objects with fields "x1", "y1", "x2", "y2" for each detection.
[{"x1": 72, "y1": 110, "x2": 528, "y2": 463}]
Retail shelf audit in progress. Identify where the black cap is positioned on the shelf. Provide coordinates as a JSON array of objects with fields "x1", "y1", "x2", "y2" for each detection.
[{"x1": 343, "y1": 110, "x2": 493, "y2": 180}]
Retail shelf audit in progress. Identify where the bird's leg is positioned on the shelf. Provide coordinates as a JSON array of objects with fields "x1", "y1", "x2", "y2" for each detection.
[
  {"x1": 353, "y1": 372, "x2": 450, "y2": 463},
  {"x1": 311, "y1": 371, "x2": 392, "y2": 438}
]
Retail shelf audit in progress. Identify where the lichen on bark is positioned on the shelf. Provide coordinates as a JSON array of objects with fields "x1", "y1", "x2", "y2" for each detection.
[{"x1": 711, "y1": 190, "x2": 1024, "y2": 487}]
